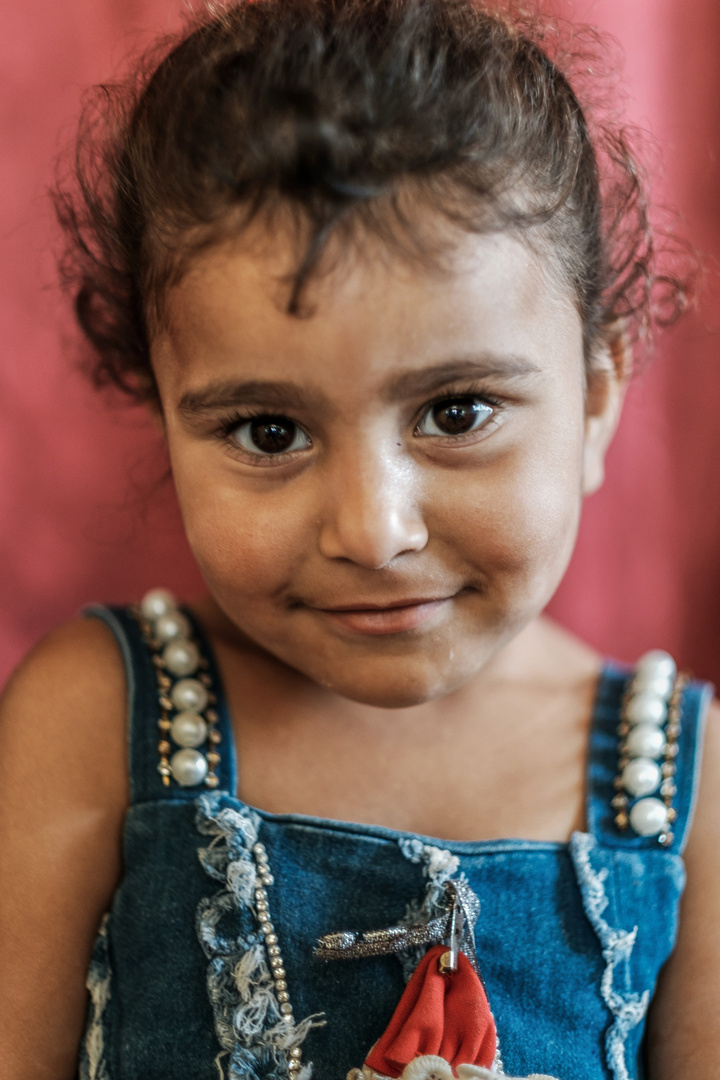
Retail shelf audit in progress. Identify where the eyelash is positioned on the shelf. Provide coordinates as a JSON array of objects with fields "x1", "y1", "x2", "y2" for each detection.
[{"x1": 214, "y1": 389, "x2": 504, "y2": 463}]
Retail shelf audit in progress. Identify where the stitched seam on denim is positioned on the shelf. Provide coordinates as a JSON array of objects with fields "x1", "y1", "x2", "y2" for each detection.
[
  {"x1": 82, "y1": 606, "x2": 138, "y2": 804},
  {"x1": 195, "y1": 792, "x2": 318, "y2": 1079},
  {"x1": 570, "y1": 833, "x2": 649, "y2": 1080},
  {"x1": 230, "y1": 801, "x2": 566, "y2": 853},
  {"x1": 80, "y1": 913, "x2": 112, "y2": 1080}
]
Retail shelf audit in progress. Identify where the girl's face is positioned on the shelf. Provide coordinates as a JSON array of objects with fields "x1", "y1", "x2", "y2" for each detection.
[{"x1": 152, "y1": 215, "x2": 617, "y2": 708}]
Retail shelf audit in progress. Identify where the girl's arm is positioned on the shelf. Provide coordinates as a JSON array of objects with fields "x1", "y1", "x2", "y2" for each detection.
[
  {"x1": 647, "y1": 700, "x2": 720, "y2": 1078},
  {"x1": 0, "y1": 619, "x2": 128, "y2": 1080}
]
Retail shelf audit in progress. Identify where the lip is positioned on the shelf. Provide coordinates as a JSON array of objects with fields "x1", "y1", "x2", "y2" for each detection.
[{"x1": 314, "y1": 596, "x2": 454, "y2": 635}]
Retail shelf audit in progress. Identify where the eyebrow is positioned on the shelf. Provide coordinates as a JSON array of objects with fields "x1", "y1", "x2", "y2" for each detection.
[
  {"x1": 178, "y1": 380, "x2": 317, "y2": 418},
  {"x1": 176, "y1": 355, "x2": 541, "y2": 418},
  {"x1": 384, "y1": 356, "x2": 541, "y2": 400}
]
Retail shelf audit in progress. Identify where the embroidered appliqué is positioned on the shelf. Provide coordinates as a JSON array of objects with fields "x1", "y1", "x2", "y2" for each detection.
[
  {"x1": 348, "y1": 1061, "x2": 558, "y2": 1080},
  {"x1": 570, "y1": 833, "x2": 649, "y2": 1080},
  {"x1": 196, "y1": 793, "x2": 320, "y2": 1079}
]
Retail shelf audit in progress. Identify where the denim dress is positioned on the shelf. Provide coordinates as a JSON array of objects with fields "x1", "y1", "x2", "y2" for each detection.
[{"x1": 79, "y1": 604, "x2": 711, "y2": 1080}]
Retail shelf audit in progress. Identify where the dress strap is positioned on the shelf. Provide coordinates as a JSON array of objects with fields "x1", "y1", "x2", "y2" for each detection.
[
  {"x1": 586, "y1": 660, "x2": 713, "y2": 853},
  {"x1": 83, "y1": 603, "x2": 237, "y2": 805}
]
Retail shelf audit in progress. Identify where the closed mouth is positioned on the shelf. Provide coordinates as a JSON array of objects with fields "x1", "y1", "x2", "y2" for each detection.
[
  {"x1": 317, "y1": 596, "x2": 453, "y2": 613},
  {"x1": 308, "y1": 594, "x2": 458, "y2": 636}
]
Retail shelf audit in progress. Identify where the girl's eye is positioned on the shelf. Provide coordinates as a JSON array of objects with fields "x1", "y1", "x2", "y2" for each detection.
[
  {"x1": 416, "y1": 397, "x2": 494, "y2": 437},
  {"x1": 230, "y1": 416, "x2": 311, "y2": 456}
]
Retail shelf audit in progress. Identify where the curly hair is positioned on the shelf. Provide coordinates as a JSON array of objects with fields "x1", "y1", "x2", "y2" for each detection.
[{"x1": 54, "y1": 0, "x2": 691, "y2": 405}]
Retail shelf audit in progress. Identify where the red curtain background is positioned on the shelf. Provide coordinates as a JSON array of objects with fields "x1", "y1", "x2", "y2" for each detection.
[{"x1": 2, "y1": 0, "x2": 720, "y2": 690}]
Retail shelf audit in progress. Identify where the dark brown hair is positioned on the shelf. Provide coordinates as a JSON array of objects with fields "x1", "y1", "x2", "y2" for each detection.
[{"x1": 55, "y1": 0, "x2": 690, "y2": 405}]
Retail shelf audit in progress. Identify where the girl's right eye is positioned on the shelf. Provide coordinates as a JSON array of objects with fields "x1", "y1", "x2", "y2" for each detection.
[{"x1": 229, "y1": 415, "x2": 311, "y2": 456}]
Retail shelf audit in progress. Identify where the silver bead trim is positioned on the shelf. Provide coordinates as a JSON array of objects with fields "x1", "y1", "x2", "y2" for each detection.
[
  {"x1": 614, "y1": 659, "x2": 687, "y2": 846},
  {"x1": 135, "y1": 590, "x2": 221, "y2": 789},
  {"x1": 251, "y1": 841, "x2": 303, "y2": 1075}
]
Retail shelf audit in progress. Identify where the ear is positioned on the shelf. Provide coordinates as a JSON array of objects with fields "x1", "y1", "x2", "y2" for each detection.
[{"x1": 582, "y1": 334, "x2": 630, "y2": 495}]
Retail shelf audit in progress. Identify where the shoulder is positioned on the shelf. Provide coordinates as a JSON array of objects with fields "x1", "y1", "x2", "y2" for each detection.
[
  {"x1": 0, "y1": 614, "x2": 129, "y2": 810},
  {"x1": 3, "y1": 612, "x2": 127, "y2": 690},
  {"x1": 0, "y1": 617, "x2": 129, "y2": 1077},
  {"x1": 685, "y1": 695, "x2": 720, "y2": 862}
]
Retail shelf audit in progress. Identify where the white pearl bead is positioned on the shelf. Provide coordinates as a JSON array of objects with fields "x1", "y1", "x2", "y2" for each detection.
[
  {"x1": 170, "y1": 748, "x2": 208, "y2": 786},
  {"x1": 622, "y1": 757, "x2": 661, "y2": 797},
  {"x1": 632, "y1": 669, "x2": 674, "y2": 699},
  {"x1": 626, "y1": 692, "x2": 667, "y2": 726},
  {"x1": 171, "y1": 678, "x2": 209, "y2": 713},
  {"x1": 636, "y1": 650, "x2": 676, "y2": 682},
  {"x1": 163, "y1": 639, "x2": 200, "y2": 677},
  {"x1": 154, "y1": 611, "x2": 191, "y2": 643},
  {"x1": 140, "y1": 588, "x2": 177, "y2": 622},
  {"x1": 629, "y1": 797, "x2": 669, "y2": 837},
  {"x1": 625, "y1": 723, "x2": 666, "y2": 760},
  {"x1": 170, "y1": 711, "x2": 208, "y2": 748}
]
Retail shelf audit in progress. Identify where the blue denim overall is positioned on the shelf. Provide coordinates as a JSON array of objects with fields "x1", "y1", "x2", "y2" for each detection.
[{"x1": 79, "y1": 605, "x2": 711, "y2": 1080}]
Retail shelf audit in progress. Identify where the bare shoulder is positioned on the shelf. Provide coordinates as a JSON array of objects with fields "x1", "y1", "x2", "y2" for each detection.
[
  {"x1": 646, "y1": 696, "x2": 720, "y2": 1079},
  {"x1": 0, "y1": 615, "x2": 128, "y2": 801},
  {"x1": 0, "y1": 616, "x2": 129, "y2": 1078}
]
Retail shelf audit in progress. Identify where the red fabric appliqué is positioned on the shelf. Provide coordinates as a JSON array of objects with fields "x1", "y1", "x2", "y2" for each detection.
[{"x1": 365, "y1": 944, "x2": 497, "y2": 1077}]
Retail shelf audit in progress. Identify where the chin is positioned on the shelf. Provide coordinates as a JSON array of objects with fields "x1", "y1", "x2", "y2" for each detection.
[{"x1": 315, "y1": 658, "x2": 474, "y2": 710}]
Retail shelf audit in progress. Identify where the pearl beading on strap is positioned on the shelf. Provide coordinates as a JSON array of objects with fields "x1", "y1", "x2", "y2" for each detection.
[
  {"x1": 135, "y1": 588, "x2": 221, "y2": 789},
  {"x1": 252, "y1": 841, "x2": 305, "y2": 1075},
  {"x1": 612, "y1": 650, "x2": 687, "y2": 845}
]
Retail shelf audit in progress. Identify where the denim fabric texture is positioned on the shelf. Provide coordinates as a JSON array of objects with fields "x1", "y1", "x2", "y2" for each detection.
[{"x1": 79, "y1": 605, "x2": 712, "y2": 1080}]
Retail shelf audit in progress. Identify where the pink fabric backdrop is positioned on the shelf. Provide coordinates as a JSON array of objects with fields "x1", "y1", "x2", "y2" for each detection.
[{"x1": 2, "y1": 0, "x2": 720, "y2": 689}]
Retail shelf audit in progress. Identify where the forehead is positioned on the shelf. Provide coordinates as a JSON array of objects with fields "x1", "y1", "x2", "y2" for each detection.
[{"x1": 152, "y1": 216, "x2": 584, "y2": 395}]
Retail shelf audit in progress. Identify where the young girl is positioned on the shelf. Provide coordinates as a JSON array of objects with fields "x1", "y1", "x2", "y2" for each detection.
[{"x1": 1, "y1": 1, "x2": 719, "y2": 1078}]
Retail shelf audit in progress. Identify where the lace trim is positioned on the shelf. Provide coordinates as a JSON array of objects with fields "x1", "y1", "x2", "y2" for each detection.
[
  {"x1": 570, "y1": 833, "x2": 649, "y2": 1080},
  {"x1": 80, "y1": 914, "x2": 112, "y2": 1080},
  {"x1": 196, "y1": 793, "x2": 321, "y2": 1079}
]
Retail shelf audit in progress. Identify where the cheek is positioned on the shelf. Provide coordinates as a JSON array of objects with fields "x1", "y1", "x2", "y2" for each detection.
[
  {"x1": 433, "y1": 432, "x2": 584, "y2": 589},
  {"x1": 172, "y1": 462, "x2": 305, "y2": 605}
]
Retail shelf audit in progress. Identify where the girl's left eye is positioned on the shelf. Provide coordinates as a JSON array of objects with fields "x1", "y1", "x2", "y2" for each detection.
[
  {"x1": 229, "y1": 415, "x2": 311, "y2": 456},
  {"x1": 415, "y1": 396, "x2": 494, "y2": 437}
]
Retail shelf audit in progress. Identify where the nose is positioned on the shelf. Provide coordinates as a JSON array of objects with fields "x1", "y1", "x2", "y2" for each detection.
[{"x1": 318, "y1": 444, "x2": 428, "y2": 569}]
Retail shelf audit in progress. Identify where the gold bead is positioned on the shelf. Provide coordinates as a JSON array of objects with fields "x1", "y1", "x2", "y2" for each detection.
[
  {"x1": 158, "y1": 740, "x2": 172, "y2": 755},
  {"x1": 615, "y1": 812, "x2": 629, "y2": 830},
  {"x1": 438, "y1": 950, "x2": 455, "y2": 974}
]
